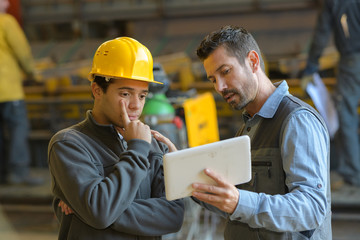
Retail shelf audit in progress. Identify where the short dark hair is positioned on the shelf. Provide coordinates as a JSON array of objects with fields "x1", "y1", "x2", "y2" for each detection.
[
  {"x1": 196, "y1": 25, "x2": 265, "y2": 72},
  {"x1": 93, "y1": 76, "x2": 113, "y2": 93}
]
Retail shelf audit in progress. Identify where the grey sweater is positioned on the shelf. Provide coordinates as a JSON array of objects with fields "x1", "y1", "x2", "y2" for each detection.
[{"x1": 48, "y1": 111, "x2": 184, "y2": 240}]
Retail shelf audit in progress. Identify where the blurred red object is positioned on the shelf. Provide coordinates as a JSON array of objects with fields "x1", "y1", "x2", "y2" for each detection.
[{"x1": 7, "y1": 0, "x2": 22, "y2": 26}]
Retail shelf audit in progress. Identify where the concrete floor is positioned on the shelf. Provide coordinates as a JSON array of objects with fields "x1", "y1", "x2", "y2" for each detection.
[{"x1": 1, "y1": 168, "x2": 360, "y2": 240}]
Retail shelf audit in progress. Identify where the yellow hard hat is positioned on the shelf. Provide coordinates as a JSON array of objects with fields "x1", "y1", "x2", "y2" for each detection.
[{"x1": 88, "y1": 37, "x2": 162, "y2": 84}]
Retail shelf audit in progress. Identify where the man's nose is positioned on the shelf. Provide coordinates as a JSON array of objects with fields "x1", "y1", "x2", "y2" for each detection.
[
  {"x1": 128, "y1": 96, "x2": 142, "y2": 110},
  {"x1": 215, "y1": 78, "x2": 227, "y2": 93}
]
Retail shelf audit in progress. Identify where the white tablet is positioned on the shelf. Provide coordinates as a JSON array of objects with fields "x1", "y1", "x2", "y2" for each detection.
[{"x1": 163, "y1": 135, "x2": 251, "y2": 201}]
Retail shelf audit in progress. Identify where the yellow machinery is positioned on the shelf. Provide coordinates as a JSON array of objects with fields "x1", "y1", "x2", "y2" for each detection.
[{"x1": 183, "y1": 92, "x2": 219, "y2": 147}]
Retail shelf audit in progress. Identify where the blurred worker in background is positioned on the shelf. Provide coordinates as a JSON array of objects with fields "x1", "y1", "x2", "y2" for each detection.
[
  {"x1": 189, "y1": 25, "x2": 331, "y2": 239},
  {"x1": 48, "y1": 37, "x2": 184, "y2": 239},
  {"x1": 302, "y1": 0, "x2": 360, "y2": 188},
  {"x1": 0, "y1": 0, "x2": 43, "y2": 185}
]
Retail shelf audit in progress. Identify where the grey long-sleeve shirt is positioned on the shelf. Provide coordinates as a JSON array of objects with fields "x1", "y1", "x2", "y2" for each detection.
[{"x1": 48, "y1": 111, "x2": 184, "y2": 240}]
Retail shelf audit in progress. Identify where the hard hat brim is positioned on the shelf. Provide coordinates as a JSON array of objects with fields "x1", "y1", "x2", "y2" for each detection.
[{"x1": 88, "y1": 74, "x2": 163, "y2": 85}]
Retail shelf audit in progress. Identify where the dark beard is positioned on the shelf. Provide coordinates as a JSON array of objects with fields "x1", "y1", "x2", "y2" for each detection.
[{"x1": 222, "y1": 89, "x2": 246, "y2": 110}]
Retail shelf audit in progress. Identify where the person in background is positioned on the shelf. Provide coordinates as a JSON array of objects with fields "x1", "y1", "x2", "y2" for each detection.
[
  {"x1": 0, "y1": 0, "x2": 43, "y2": 185},
  {"x1": 302, "y1": 0, "x2": 360, "y2": 188},
  {"x1": 48, "y1": 37, "x2": 184, "y2": 239},
  {"x1": 188, "y1": 25, "x2": 331, "y2": 239}
]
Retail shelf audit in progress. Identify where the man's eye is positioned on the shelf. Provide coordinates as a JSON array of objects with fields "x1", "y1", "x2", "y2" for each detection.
[
  {"x1": 120, "y1": 92, "x2": 129, "y2": 97},
  {"x1": 222, "y1": 68, "x2": 230, "y2": 75},
  {"x1": 208, "y1": 78, "x2": 216, "y2": 84}
]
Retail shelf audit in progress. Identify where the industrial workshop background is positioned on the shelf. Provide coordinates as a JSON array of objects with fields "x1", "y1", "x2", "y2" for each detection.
[{"x1": 1, "y1": 0, "x2": 359, "y2": 240}]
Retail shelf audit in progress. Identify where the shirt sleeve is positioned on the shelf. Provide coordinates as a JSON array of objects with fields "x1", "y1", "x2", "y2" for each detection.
[
  {"x1": 48, "y1": 137, "x2": 152, "y2": 229},
  {"x1": 3, "y1": 15, "x2": 34, "y2": 77},
  {"x1": 229, "y1": 110, "x2": 330, "y2": 232},
  {"x1": 110, "y1": 147, "x2": 185, "y2": 236},
  {"x1": 305, "y1": 0, "x2": 333, "y2": 74},
  {"x1": 110, "y1": 198, "x2": 184, "y2": 236}
]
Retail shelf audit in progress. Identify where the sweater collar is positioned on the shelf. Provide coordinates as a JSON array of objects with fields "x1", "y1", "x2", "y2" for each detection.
[{"x1": 84, "y1": 110, "x2": 120, "y2": 139}]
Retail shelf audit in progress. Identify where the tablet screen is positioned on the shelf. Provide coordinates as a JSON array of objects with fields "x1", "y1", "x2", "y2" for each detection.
[{"x1": 163, "y1": 135, "x2": 251, "y2": 200}]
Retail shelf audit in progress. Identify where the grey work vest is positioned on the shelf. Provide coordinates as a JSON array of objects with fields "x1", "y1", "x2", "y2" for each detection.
[{"x1": 224, "y1": 95, "x2": 332, "y2": 240}]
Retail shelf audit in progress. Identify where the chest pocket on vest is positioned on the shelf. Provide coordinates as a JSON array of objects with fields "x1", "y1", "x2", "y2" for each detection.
[{"x1": 238, "y1": 148, "x2": 287, "y2": 195}]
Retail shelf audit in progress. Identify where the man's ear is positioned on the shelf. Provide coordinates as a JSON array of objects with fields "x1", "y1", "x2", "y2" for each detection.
[
  {"x1": 91, "y1": 82, "x2": 102, "y2": 98},
  {"x1": 247, "y1": 50, "x2": 260, "y2": 73}
]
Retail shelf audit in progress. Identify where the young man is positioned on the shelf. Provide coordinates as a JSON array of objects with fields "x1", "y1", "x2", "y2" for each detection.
[
  {"x1": 191, "y1": 26, "x2": 331, "y2": 239},
  {"x1": 48, "y1": 37, "x2": 184, "y2": 239}
]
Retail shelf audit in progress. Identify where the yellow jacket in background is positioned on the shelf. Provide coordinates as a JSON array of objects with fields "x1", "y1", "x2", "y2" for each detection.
[{"x1": 0, "y1": 13, "x2": 34, "y2": 102}]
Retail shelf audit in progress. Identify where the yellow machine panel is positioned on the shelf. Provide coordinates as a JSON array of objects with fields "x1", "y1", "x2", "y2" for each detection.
[{"x1": 183, "y1": 92, "x2": 219, "y2": 147}]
